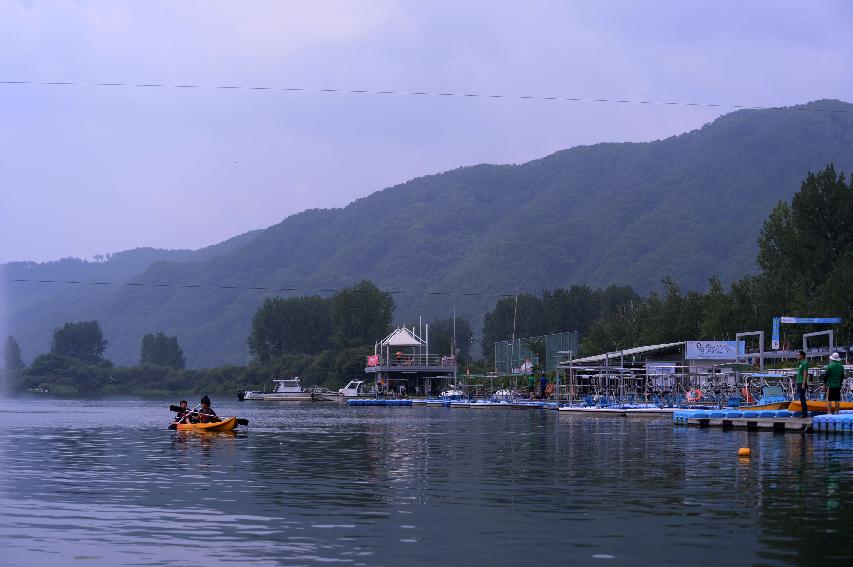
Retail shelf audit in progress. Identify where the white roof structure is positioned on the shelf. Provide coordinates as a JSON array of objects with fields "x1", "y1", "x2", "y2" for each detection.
[
  {"x1": 562, "y1": 341, "x2": 685, "y2": 366},
  {"x1": 379, "y1": 327, "x2": 424, "y2": 348}
]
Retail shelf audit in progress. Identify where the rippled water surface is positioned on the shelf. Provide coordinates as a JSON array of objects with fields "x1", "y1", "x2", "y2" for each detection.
[{"x1": 0, "y1": 397, "x2": 851, "y2": 566}]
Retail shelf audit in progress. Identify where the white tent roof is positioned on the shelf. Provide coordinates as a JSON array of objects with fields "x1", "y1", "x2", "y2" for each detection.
[
  {"x1": 562, "y1": 341, "x2": 685, "y2": 366},
  {"x1": 380, "y1": 327, "x2": 424, "y2": 347}
]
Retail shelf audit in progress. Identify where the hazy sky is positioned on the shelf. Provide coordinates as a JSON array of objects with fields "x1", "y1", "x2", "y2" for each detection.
[{"x1": 1, "y1": 0, "x2": 852, "y2": 263}]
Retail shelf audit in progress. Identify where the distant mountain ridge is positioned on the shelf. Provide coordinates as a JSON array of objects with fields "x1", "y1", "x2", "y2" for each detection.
[
  {"x1": 3, "y1": 230, "x2": 262, "y2": 361},
  {"x1": 5, "y1": 99, "x2": 853, "y2": 367}
]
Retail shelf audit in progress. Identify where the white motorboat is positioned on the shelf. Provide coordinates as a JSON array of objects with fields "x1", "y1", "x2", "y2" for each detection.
[
  {"x1": 491, "y1": 388, "x2": 520, "y2": 402},
  {"x1": 440, "y1": 386, "x2": 466, "y2": 400},
  {"x1": 338, "y1": 379, "x2": 371, "y2": 397},
  {"x1": 238, "y1": 377, "x2": 325, "y2": 401}
]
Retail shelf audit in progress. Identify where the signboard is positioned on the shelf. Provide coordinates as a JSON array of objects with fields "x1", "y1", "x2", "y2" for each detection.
[
  {"x1": 685, "y1": 341, "x2": 745, "y2": 360},
  {"x1": 366, "y1": 355, "x2": 380, "y2": 366},
  {"x1": 646, "y1": 362, "x2": 676, "y2": 375},
  {"x1": 772, "y1": 316, "x2": 842, "y2": 350}
]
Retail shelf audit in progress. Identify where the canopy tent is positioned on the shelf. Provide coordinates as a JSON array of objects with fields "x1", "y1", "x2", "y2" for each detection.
[
  {"x1": 564, "y1": 342, "x2": 685, "y2": 366},
  {"x1": 379, "y1": 327, "x2": 425, "y2": 348}
]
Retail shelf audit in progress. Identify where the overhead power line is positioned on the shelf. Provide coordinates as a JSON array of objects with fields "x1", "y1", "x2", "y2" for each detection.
[
  {"x1": 0, "y1": 80, "x2": 847, "y2": 113},
  {"x1": 7, "y1": 278, "x2": 521, "y2": 298}
]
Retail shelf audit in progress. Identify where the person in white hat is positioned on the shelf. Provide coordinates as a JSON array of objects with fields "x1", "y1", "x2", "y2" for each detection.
[{"x1": 823, "y1": 353, "x2": 844, "y2": 414}]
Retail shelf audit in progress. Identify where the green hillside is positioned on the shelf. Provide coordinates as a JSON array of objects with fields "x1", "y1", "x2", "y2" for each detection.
[
  {"x1": 3, "y1": 230, "x2": 261, "y2": 362},
  {"x1": 5, "y1": 100, "x2": 853, "y2": 367}
]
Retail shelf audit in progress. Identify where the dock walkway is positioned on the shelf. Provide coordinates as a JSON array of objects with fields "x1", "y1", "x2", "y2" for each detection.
[
  {"x1": 346, "y1": 400, "x2": 853, "y2": 434},
  {"x1": 673, "y1": 409, "x2": 853, "y2": 434}
]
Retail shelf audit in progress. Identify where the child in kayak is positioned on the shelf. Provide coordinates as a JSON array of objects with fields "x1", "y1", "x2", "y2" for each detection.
[
  {"x1": 174, "y1": 400, "x2": 200, "y2": 424},
  {"x1": 197, "y1": 395, "x2": 220, "y2": 423},
  {"x1": 174, "y1": 400, "x2": 189, "y2": 423}
]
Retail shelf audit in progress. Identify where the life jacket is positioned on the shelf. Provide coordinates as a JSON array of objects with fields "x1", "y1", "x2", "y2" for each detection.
[{"x1": 198, "y1": 407, "x2": 217, "y2": 422}]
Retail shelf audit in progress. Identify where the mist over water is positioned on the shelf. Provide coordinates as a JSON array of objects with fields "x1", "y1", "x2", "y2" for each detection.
[
  {"x1": 0, "y1": 271, "x2": 8, "y2": 396},
  {"x1": 0, "y1": 263, "x2": 7, "y2": 368}
]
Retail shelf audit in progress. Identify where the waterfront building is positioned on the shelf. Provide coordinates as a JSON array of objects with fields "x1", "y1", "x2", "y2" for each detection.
[
  {"x1": 557, "y1": 339, "x2": 852, "y2": 405},
  {"x1": 365, "y1": 326, "x2": 458, "y2": 396}
]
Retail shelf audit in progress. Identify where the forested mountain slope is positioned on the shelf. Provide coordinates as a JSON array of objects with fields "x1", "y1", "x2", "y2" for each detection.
[
  {"x1": 3, "y1": 230, "x2": 261, "y2": 361},
  {"x1": 6, "y1": 100, "x2": 853, "y2": 366}
]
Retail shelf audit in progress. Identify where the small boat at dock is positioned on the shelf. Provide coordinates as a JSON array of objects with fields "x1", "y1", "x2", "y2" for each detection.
[
  {"x1": 440, "y1": 386, "x2": 466, "y2": 400},
  {"x1": 739, "y1": 386, "x2": 790, "y2": 411},
  {"x1": 338, "y1": 380, "x2": 371, "y2": 397},
  {"x1": 238, "y1": 377, "x2": 333, "y2": 401}
]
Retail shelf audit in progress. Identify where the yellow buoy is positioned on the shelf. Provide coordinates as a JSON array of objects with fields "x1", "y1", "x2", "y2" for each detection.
[{"x1": 738, "y1": 447, "x2": 751, "y2": 457}]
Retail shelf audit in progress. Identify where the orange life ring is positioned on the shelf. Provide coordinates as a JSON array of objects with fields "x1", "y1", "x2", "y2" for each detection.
[{"x1": 686, "y1": 388, "x2": 702, "y2": 402}]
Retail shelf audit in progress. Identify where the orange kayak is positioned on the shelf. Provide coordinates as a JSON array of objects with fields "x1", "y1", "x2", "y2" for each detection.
[
  {"x1": 174, "y1": 416, "x2": 238, "y2": 432},
  {"x1": 788, "y1": 401, "x2": 853, "y2": 413},
  {"x1": 740, "y1": 402, "x2": 791, "y2": 411}
]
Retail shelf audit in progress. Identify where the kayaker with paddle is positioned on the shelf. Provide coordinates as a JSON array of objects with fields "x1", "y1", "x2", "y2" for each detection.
[
  {"x1": 174, "y1": 400, "x2": 192, "y2": 423},
  {"x1": 197, "y1": 395, "x2": 220, "y2": 423},
  {"x1": 167, "y1": 401, "x2": 247, "y2": 430}
]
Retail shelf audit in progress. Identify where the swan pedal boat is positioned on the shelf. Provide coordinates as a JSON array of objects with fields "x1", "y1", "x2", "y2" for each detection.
[{"x1": 174, "y1": 416, "x2": 238, "y2": 432}]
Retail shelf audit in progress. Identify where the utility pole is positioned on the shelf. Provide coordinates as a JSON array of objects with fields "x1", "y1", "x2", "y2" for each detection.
[
  {"x1": 452, "y1": 304, "x2": 457, "y2": 358},
  {"x1": 512, "y1": 291, "x2": 518, "y2": 342}
]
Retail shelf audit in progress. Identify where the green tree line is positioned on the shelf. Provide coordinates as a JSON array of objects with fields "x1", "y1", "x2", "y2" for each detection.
[
  {"x1": 244, "y1": 281, "x2": 476, "y2": 383},
  {"x1": 5, "y1": 321, "x2": 199, "y2": 395},
  {"x1": 479, "y1": 165, "x2": 853, "y2": 358},
  {"x1": 581, "y1": 165, "x2": 853, "y2": 354},
  {"x1": 3, "y1": 281, "x2": 401, "y2": 395}
]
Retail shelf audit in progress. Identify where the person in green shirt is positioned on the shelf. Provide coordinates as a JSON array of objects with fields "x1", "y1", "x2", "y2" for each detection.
[
  {"x1": 795, "y1": 350, "x2": 810, "y2": 418},
  {"x1": 823, "y1": 352, "x2": 845, "y2": 415},
  {"x1": 527, "y1": 374, "x2": 536, "y2": 399}
]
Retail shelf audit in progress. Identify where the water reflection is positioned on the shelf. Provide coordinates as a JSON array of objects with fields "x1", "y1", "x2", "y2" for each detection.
[{"x1": 0, "y1": 398, "x2": 851, "y2": 566}]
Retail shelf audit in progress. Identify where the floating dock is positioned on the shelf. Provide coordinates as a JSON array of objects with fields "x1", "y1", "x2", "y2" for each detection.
[
  {"x1": 346, "y1": 400, "x2": 853, "y2": 434},
  {"x1": 346, "y1": 399, "x2": 413, "y2": 406},
  {"x1": 348, "y1": 398, "x2": 680, "y2": 415},
  {"x1": 558, "y1": 406, "x2": 629, "y2": 416},
  {"x1": 812, "y1": 413, "x2": 853, "y2": 432},
  {"x1": 558, "y1": 405, "x2": 681, "y2": 416},
  {"x1": 673, "y1": 409, "x2": 815, "y2": 433}
]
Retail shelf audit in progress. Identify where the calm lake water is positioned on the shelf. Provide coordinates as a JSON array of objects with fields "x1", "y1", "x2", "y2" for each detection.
[{"x1": 0, "y1": 397, "x2": 851, "y2": 566}]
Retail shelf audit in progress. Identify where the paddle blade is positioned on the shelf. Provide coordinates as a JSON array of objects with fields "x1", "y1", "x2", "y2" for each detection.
[
  {"x1": 236, "y1": 418, "x2": 249, "y2": 426},
  {"x1": 169, "y1": 405, "x2": 183, "y2": 413},
  {"x1": 167, "y1": 423, "x2": 177, "y2": 430}
]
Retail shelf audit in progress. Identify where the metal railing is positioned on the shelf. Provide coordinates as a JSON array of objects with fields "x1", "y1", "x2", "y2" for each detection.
[
  {"x1": 366, "y1": 354, "x2": 456, "y2": 368},
  {"x1": 453, "y1": 367, "x2": 852, "y2": 406}
]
